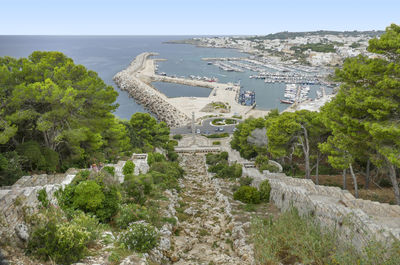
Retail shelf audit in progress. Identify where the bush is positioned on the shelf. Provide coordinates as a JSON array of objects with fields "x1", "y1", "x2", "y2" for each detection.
[
  {"x1": 115, "y1": 204, "x2": 149, "y2": 229},
  {"x1": 119, "y1": 222, "x2": 158, "y2": 252},
  {"x1": 27, "y1": 218, "x2": 92, "y2": 264},
  {"x1": 212, "y1": 163, "x2": 242, "y2": 179},
  {"x1": 212, "y1": 141, "x2": 221, "y2": 145},
  {"x1": 259, "y1": 180, "x2": 271, "y2": 202},
  {"x1": 73, "y1": 180, "x2": 105, "y2": 212},
  {"x1": 206, "y1": 133, "x2": 229, "y2": 138},
  {"x1": 150, "y1": 161, "x2": 184, "y2": 179},
  {"x1": 124, "y1": 175, "x2": 153, "y2": 205},
  {"x1": 150, "y1": 171, "x2": 179, "y2": 190},
  {"x1": 167, "y1": 150, "x2": 178, "y2": 162},
  {"x1": 173, "y1": 134, "x2": 182, "y2": 140},
  {"x1": 95, "y1": 185, "x2": 120, "y2": 223},
  {"x1": 71, "y1": 170, "x2": 90, "y2": 185},
  {"x1": 0, "y1": 151, "x2": 25, "y2": 186},
  {"x1": 102, "y1": 166, "x2": 115, "y2": 176},
  {"x1": 206, "y1": 152, "x2": 228, "y2": 165},
  {"x1": 147, "y1": 153, "x2": 166, "y2": 166},
  {"x1": 122, "y1": 160, "x2": 135, "y2": 176},
  {"x1": 239, "y1": 176, "x2": 253, "y2": 186},
  {"x1": 71, "y1": 211, "x2": 100, "y2": 242},
  {"x1": 233, "y1": 186, "x2": 260, "y2": 204},
  {"x1": 37, "y1": 188, "x2": 50, "y2": 208}
]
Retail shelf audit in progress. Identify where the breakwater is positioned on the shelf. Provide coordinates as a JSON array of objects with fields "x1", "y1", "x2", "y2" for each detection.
[{"x1": 113, "y1": 53, "x2": 191, "y2": 127}]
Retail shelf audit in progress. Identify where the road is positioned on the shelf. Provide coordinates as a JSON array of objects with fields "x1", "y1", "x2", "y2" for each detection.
[{"x1": 170, "y1": 118, "x2": 240, "y2": 135}]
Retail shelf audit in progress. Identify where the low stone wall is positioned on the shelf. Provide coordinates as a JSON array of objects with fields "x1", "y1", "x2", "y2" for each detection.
[
  {"x1": 113, "y1": 53, "x2": 191, "y2": 127},
  {"x1": 251, "y1": 172, "x2": 400, "y2": 249},
  {"x1": 0, "y1": 168, "x2": 78, "y2": 246},
  {"x1": 0, "y1": 154, "x2": 149, "y2": 247}
]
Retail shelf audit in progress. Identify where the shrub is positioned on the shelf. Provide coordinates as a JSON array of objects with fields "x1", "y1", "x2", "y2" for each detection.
[
  {"x1": 124, "y1": 175, "x2": 153, "y2": 205},
  {"x1": 206, "y1": 152, "x2": 228, "y2": 165},
  {"x1": 27, "y1": 218, "x2": 92, "y2": 264},
  {"x1": 147, "y1": 152, "x2": 166, "y2": 166},
  {"x1": 95, "y1": 185, "x2": 120, "y2": 223},
  {"x1": 239, "y1": 176, "x2": 253, "y2": 186},
  {"x1": 206, "y1": 133, "x2": 229, "y2": 138},
  {"x1": 115, "y1": 204, "x2": 149, "y2": 229},
  {"x1": 259, "y1": 180, "x2": 271, "y2": 202},
  {"x1": 70, "y1": 170, "x2": 90, "y2": 186},
  {"x1": 37, "y1": 188, "x2": 50, "y2": 208},
  {"x1": 167, "y1": 150, "x2": 178, "y2": 161},
  {"x1": 73, "y1": 180, "x2": 105, "y2": 212},
  {"x1": 150, "y1": 171, "x2": 179, "y2": 190},
  {"x1": 71, "y1": 211, "x2": 100, "y2": 242},
  {"x1": 0, "y1": 151, "x2": 25, "y2": 186},
  {"x1": 173, "y1": 134, "x2": 182, "y2": 140},
  {"x1": 119, "y1": 222, "x2": 158, "y2": 252},
  {"x1": 150, "y1": 161, "x2": 184, "y2": 179},
  {"x1": 212, "y1": 141, "x2": 221, "y2": 145},
  {"x1": 122, "y1": 160, "x2": 135, "y2": 176},
  {"x1": 233, "y1": 186, "x2": 261, "y2": 204},
  {"x1": 102, "y1": 166, "x2": 115, "y2": 176},
  {"x1": 212, "y1": 163, "x2": 242, "y2": 179}
]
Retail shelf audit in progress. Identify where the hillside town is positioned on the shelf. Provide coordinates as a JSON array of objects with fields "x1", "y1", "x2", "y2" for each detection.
[{"x1": 180, "y1": 31, "x2": 382, "y2": 67}]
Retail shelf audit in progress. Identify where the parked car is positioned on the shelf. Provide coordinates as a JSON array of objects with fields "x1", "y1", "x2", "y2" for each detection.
[{"x1": 196, "y1": 129, "x2": 201, "y2": 134}]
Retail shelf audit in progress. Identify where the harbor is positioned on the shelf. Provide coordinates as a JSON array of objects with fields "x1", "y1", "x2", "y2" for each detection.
[{"x1": 114, "y1": 52, "x2": 268, "y2": 127}]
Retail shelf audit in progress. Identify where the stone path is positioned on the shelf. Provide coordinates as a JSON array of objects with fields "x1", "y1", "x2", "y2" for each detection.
[{"x1": 170, "y1": 154, "x2": 253, "y2": 265}]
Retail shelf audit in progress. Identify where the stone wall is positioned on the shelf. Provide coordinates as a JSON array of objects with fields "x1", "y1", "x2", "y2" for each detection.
[
  {"x1": 251, "y1": 171, "x2": 400, "y2": 249},
  {"x1": 0, "y1": 155, "x2": 149, "y2": 247}
]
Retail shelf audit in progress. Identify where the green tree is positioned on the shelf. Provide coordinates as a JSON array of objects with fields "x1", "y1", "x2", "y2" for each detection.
[
  {"x1": 126, "y1": 113, "x2": 170, "y2": 152},
  {"x1": 321, "y1": 24, "x2": 400, "y2": 204},
  {"x1": 230, "y1": 117, "x2": 268, "y2": 159},
  {"x1": 267, "y1": 110, "x2": 324, "y2": 179},
  {"x1": 0, "y1": 51, "x2": 127, "y2": 175}
]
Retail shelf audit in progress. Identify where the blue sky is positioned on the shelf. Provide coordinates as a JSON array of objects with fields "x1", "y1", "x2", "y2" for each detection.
[{"x1": 1, "y1": 0, "x2": 398, "y2": 35}]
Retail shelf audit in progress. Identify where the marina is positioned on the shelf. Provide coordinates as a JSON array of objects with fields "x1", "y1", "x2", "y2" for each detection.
[{"x1": 114, "y1": 52, "x2": 268, "y2": 127}]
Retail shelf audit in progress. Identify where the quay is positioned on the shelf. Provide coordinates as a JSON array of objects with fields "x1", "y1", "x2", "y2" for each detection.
[{"x1": 114, "y1": 53, "x2": 268, "y2": 127}]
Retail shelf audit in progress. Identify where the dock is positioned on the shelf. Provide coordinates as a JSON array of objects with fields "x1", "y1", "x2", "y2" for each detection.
[{"x1": 114, "y1": 53, "x2": 269, "y2": 127}]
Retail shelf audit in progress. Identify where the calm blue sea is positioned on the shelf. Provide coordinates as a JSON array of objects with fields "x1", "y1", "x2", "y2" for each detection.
[{"x1": 0, "y1": 36, "x2": 321, "y2": 119}]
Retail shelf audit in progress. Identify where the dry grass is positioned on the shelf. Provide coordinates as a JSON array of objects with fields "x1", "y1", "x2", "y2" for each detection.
[{"x1": 311, "y1": 174, "x2": 397, "y2": 205}]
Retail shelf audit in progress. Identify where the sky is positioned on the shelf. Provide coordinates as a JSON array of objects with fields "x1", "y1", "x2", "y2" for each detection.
[{"x1": 1, "y1": 0, "x2": 398, "y2": 35}]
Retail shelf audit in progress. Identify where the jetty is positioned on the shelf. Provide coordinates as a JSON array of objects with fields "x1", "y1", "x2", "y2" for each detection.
[{"x1": 114, "y1": 53, "x2": 268, "y2": 127}]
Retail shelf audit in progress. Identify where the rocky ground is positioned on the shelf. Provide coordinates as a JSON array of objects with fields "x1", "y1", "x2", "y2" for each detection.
[{"x1": 169, "y1": 154, "x2": 254, "y2": 265}]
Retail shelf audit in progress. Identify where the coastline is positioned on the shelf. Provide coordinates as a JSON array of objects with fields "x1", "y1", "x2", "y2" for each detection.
[{"x1": 113, "y1": 52, "x2": 269, "y2": 128}]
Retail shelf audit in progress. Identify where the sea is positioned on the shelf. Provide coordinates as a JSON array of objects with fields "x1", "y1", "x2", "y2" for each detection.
[{"x1": 0, "y1": 36, "x2": 325, "y2": 120}]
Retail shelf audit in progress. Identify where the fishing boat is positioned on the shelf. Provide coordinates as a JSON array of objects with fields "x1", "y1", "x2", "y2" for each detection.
[{"x1": 280, "y1": 99, "x2": 294, "y2": 104}]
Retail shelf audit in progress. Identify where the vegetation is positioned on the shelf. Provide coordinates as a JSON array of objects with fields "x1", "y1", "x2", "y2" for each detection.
[
  {"x1": 26, "y1": 209, "x2": 100, "y2": 265},
  {"x1": 122, "y1": 160, "x2": 135, "y2": 176},
  {"x1": 230, "y1": 24, "x2": 400, "y2": 205},
  {"x1": 259, "y1": 180, "x2": 271, "y2": 202},
  {"x1": 206, "y1": 152, "x2": 242, "y2": 179},
  {"x1": 291, "y1": 43, "x2": 336, "y2": 53},
  {"x1": 172, "y1": 134, "x2": 182, "y2": 140},
  {"x1": 118, "y1": 222, "x2": 158, "y2": 252},
  {"x1": 0, "y1": 51, "x2": 130, "y2": 181},
  {"x1": 252, "y1": 207, "x2": 400, "y2": 265},
  {"x1": 233, "y1": 186, "x2": 260, "y2": 204},
  {"x1": 0, "y1": 52, "x2": 175, "y2": 186},
  {"x1": 205, "y1": 133, "x2": 229, "y2": 138}
]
